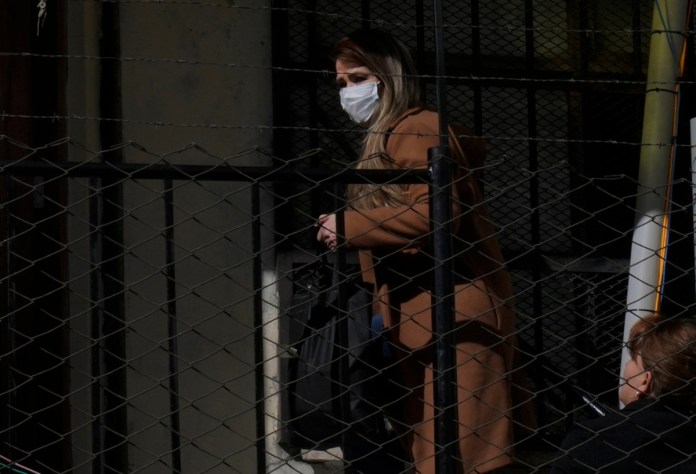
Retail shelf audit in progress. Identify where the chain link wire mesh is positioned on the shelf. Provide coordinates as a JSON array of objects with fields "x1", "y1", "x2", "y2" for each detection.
[{"x1": 0, "y1": 1, "x2": 695, "y2": 473}]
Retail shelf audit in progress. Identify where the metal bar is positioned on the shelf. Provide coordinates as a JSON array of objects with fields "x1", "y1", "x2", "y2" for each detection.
[
  {"x1": 99, "y1": 1, "x2": 128, "y2": 470},
  {"x1": 692, "y1": 117, "x2": 696, "y2": 296},
  {"x1": 164, "y1": 178, "x2": 182, "y2": 474},
  {"x1": 524, "y1": 0, "x2": 546, "y2": 428},
  {"x1": 4, "y1": 176, "x2": 19, "y2": 467},
  {"x1": 433, "y1": 0, "x2": 449, "y2": 145},
  {"x1": 431, "y1": 1, "x2": 457, "y2": 472},
  {"x1": 471, "y1": 0, "x2": 483, "y2": 135},
  {"x1": 361, "y1": 0, "x2": 370, "y2": 29},
  {"x1": 0, "y1": 160, "x2": 430, "y2": 183},
  {"x1": 251, "y1": 182, "x2": 267, "y2": 474},
  {"x1": 89, "y1": 178, "x2": 103, "y2": 474},
  {"x1": 429, "y1": 146, "x2": 457, "y2": 474},
  {"x1": 100, "y1": 181, "x2": 128, "y2": 473}
]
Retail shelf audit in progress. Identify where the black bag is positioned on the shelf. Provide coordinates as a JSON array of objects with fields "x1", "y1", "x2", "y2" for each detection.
[{"x1": 284, "y1": 256, "x2": 385, "y2": 450}]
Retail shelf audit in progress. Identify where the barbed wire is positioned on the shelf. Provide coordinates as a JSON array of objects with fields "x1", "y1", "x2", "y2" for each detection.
[
  {"x1": 3, "y1": 50, "x2": 695, "y2": 88},
  {"x1": 1, "y1": 126, "x2": 692, "y2": 152},
  {"x1": 3, "y1": 2, "x2": 695, "y2": 473},
  {"x1": 64, "y1": 0, "x2": 696, "y2": 36}
]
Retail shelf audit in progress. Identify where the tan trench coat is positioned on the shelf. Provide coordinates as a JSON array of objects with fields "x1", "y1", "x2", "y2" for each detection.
[{"x1": 343, "y1": 108, "x2": 518, "y2": 473}]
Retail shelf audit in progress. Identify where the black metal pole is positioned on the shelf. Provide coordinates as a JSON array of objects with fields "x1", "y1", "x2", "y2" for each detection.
[
  {"x1": 164, "y1": 178, "x2": 182, "y2": 474},
  {"x1": 433, "y1": 0, "x2": 450, "y2": 144},
  {"x1": 252, "y1": 182, "x2": 267, "y2": 474},
  {"x1": 430, "y1": 1, "x2": 458, "y2": 473},
  {"x1": 89, "y1": 179, "x2": 103, "y2": 474},
  {"x1": 99, "y1": 2, "x2": 128, "y2": 470}
]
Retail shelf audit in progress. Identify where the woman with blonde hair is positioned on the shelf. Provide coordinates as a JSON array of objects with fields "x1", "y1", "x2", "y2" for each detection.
[{"x1": 317, "y1": 29, "x2": 519, "y2": 473}]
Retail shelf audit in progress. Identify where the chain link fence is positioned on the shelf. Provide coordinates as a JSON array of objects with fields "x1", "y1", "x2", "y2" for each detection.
[{"x1": 1, "y1": 1, "x2": 695, "y2": 473}]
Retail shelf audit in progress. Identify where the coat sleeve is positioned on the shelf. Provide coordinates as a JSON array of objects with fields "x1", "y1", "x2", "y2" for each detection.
[{"x1": 343, "y1": 114, "x2": 464, "y2": 250}]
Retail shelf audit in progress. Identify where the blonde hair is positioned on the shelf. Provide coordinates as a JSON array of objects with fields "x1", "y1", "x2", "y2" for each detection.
[{"x1": 331, "y1": 29, "x2": 422, "y2": 210}]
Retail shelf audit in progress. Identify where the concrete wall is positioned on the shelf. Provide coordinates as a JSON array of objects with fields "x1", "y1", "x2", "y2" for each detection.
[{"x1": 65, "y1": 2, "x2": 273, "y2": 472}]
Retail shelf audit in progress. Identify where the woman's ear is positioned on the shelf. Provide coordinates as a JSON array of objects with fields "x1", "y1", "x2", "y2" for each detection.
[{"x1": 637, "y1": 370, "x2": 653, "y2": 396}]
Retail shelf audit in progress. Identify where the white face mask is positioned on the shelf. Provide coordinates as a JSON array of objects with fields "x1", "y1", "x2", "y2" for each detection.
[{"x1": 339, "y1": 82, "x2": 380, "y2": 125}]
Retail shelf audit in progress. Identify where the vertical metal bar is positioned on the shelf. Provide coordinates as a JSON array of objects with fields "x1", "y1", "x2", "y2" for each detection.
[
  {"x1": 471, "y1": 0, "x2": 482, "y2": 68},
  {"x1": 361, "y1": 0, "x2": 370, "y2": 29},
  {"x1": 164, "y1": 178, "x2": 182, "y2": 474},
  {"x1": 631, "y1": 0, "x2": 643, "y2": 75},
  {"x1": 691, "y1": 117, "x2": 696, "y2": 297},
  {"x1": 471, "y1": 0, "x2": 483, "y2": 135},
  {"x1": 4, "y1": 176, "x2": 19, "y2": 464},
  {"x1": 524, "y1": 0, "x2": 545, "y2": 428},
  {"x1": 433, "y1": 0, "x2": 449, "y2": 145},
  {"x1": 578, "y1": 0, "x2": 590, "y2": 74},
  {"x1": 430, "y1": 1, "x2": 457, "y2": 473},
  {"x1": 429, "y1": 149, "x2": 457, "y2": 474},
  {"x1": 416, "y1": 0, "x2": 426, "y2": 99},
  {"x1": 100, "y1": 188, "x2": 127, "y2": 474},
  {"x1": 89, "y1": 179, "x2": 103, "y2": 474},
  {"x1": 308, "y1": 0, "x2": 320, "y2": 155},
  {"x1": 99, "y1": 2, "x2": 128, "y2": 471},
  {"x1": 251, "y1": 182, "x2": 266, "y2": 474}
]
